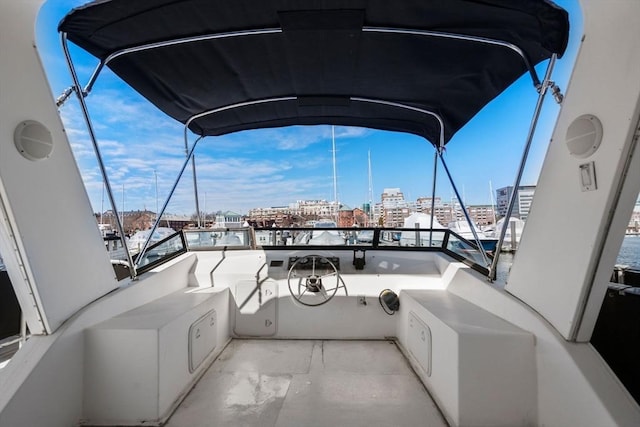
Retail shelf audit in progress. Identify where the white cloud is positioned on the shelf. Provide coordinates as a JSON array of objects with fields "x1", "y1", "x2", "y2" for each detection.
[{"x1": 55, "y1": 78, "x2": 377, "y2": 215}]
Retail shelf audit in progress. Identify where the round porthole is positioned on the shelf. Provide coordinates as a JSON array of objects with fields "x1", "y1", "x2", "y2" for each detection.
[
  {"x1": 14, "y1": 120, "x2": 53, "y2": 161},
  {"x1": 565, "y1": 114, "x2": 603, "y2": 159}
]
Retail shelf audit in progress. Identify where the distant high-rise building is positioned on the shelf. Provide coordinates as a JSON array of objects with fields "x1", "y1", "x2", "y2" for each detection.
[
  {"x1": 416, "y1": 197, "x2": 441, "y2": 213},
  {"x1": 496, "y1": 185, "x2": 536, "y2": 220},
  {"x1": 381, "y1": 188, "x2": 405, "y2": 207},
  {"x1": 467, "y1": 205, "x2": 496, "y2": 226},
  {"x1": 381, "y1": 188, "x2": 412, "y2": 227}
]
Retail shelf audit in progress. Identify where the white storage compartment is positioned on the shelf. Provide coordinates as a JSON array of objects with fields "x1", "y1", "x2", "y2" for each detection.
[
  {"x1": 400, "y1": 290, "x2": 536, "y2": 427},
  {"x1": 84, "y1": 289, "x2": 223, "y2": 425}
]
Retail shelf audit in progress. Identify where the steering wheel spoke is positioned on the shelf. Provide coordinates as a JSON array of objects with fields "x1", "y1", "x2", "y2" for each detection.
[
  {"x1": 319, "y1": 271, "x2": 338, "y2": 279},
  {"x1": 317, "y1": 284, "x2": 328, "y2": 299}
]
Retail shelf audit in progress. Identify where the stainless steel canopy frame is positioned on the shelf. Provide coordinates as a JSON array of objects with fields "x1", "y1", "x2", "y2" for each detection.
[
  {"x1": 488, "y1": 54, "x2": 560, "y2": 281},
  {"x1": 58, "y1": 21, "x2": 561, "y2": 279},
  {"x1": 135, "y1": 135, "x2": 204, "y2": 268},
  {"x1": 429, "y1": 150, "x2": 439, "y2": 247},
  {"x1": 437, "y1": 151, "x2": 491, "y2": 268},
  {"x1": 61, "y1": 32, "x2": 137, "y2": 279},
  {"x1": 56, "y1": 26, "x2": 542, "y2": 109},
  {"x1": 362, "y1": 27, "x2": 542, "y2": 86}
]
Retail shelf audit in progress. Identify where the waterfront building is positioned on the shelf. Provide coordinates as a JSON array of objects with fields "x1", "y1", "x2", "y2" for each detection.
[
  {"x1": 384, "y1": 206, "x2": 412, "y2": 227},
  {"x1": 628, "y1": 202, "x2": 640, "y2": 234},
  {"x1": 247, "y1": 206, "x2": 289, "y2": 217},
  {"x1": 372, "y1": 202, "x2": 384, "y2": 225},
  {"x1": 416, "y1": 197, "x2": 442, "y2": 212},
  {"x1": 381, "y1": 188, "x2": 405, "y2": 207},
  {"x1": 415, "y1": 197, "x2": 495, "y2": 228},
  {"x1": 352, "y1": 207, "x2": 369, "y2": 226},
  {"x1": 468, "y1": 205, "x2": 497, "y2": 227},
  {"x1": 496, "y1": 185, "x2": 536, "y2": 220},
  {"x1": 297, "y1": 200, "x2": 340, "y2": 219},
  {"x1": 246, "y1": 192, "x2": 496, "y2": 230},
  {"x1": 338, "y1": 205, "x2": 354, "y2": 227},
  {"x1": 246, "y1": 206, "x2": 294, "y2": 227},
  {"x1": 381, "y1": 188, "x2": 412, "y2": 227},
  {"x1": 214, "y1": 211, "x2": 243, "y2": 228},
  {"x1": 247, "y1": 199, "x2": 340, "y2": 226},
  {"x1": 99, "y1": 210, "x2": 191, "y2": 233}
]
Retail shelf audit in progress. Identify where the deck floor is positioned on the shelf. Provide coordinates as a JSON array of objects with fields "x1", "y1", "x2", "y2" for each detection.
[{"x1": 166, "y1": 339, "x2": 448, "y2": 427}]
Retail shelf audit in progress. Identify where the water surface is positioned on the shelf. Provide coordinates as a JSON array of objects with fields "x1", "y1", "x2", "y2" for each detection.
[{"x1": 616, "y1": 235, "x2": 640, "y2": 269}]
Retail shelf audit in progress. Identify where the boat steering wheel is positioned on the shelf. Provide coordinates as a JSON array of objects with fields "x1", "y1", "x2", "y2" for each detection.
[{"x1": 287, "y1": 255, "x2": 341, "y2": 306}]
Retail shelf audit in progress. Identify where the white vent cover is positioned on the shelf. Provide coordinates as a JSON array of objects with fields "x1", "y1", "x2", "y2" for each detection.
[
  {"x1": 14, "y1": 120, "x2": 53, "y2": 161},
  {"x1": 566, "y1": 114, "x2": 603, "y2": 158}
]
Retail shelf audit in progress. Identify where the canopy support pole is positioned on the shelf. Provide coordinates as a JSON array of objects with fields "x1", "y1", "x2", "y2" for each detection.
[
  {"x1": 488, "y1": 54, "x2": 559, "y2": 281},
  {"x1": 429, "y1": 147, "x2": 441, "y2": 246},
  {"x1": 56, "y1": 61, "x2": 105, "y2": 107},
  {"x1": 136, "y1": 135, "x2": 204, "y2": 268},
  {"x1": 188, "y1": 144, "x2": 201, "y2": 228},
  {"x1": 61, "y1": 33, "x2": 137, "y2": 279},
  {"x1": 438, "y1": 152, "x2": 491, "y2": 267}
]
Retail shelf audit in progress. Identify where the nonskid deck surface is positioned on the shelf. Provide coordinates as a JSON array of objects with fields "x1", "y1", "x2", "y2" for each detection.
[{"x1": 166, "y1": 339, "x2": 448, "y2": 427}]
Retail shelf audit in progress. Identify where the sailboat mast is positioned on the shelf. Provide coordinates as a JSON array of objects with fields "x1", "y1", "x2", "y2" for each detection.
[
  {"x1": 368, "y1": 150, "x2": 374, "y2": 226},
  {"x1": 154, "y1": 170, "x2": 159, "y2": 221},
  {"x1": 489, "y1": 180, "x2": 497, "y2": 225},
  {"x1": 332, "y1": 126, "x2": 338, "y2": 222},
  {"x1": 100, "y1": 181, "x2": 104, "y2": 225},
  {"x1": 121, "y1": 183, "x2": 125, "y2": 229}
]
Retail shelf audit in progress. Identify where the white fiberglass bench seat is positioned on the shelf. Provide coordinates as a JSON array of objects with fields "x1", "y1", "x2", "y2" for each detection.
[
  {"x1": 83, "y1": 287, "x2": 229, "y2": 426},
  {"x1": 399, "y1": 289, "x2": 536, "y2": 427}
]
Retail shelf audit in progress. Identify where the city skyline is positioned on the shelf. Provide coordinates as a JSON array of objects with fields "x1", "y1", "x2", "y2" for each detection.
[
  {"x1": 36, "y1": 0, "x2": 582, "y2": 216},
  {"x1": 94, "y1": 184, "x2": 513, "y2": 218},
  {"x1": 245, "y1": 184, "x2": 527, "y2": 228}
]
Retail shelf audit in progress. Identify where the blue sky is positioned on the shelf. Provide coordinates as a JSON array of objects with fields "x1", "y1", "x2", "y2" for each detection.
[{"x1": 36, "y1": 0, "x2": 582, "y2": 216}]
